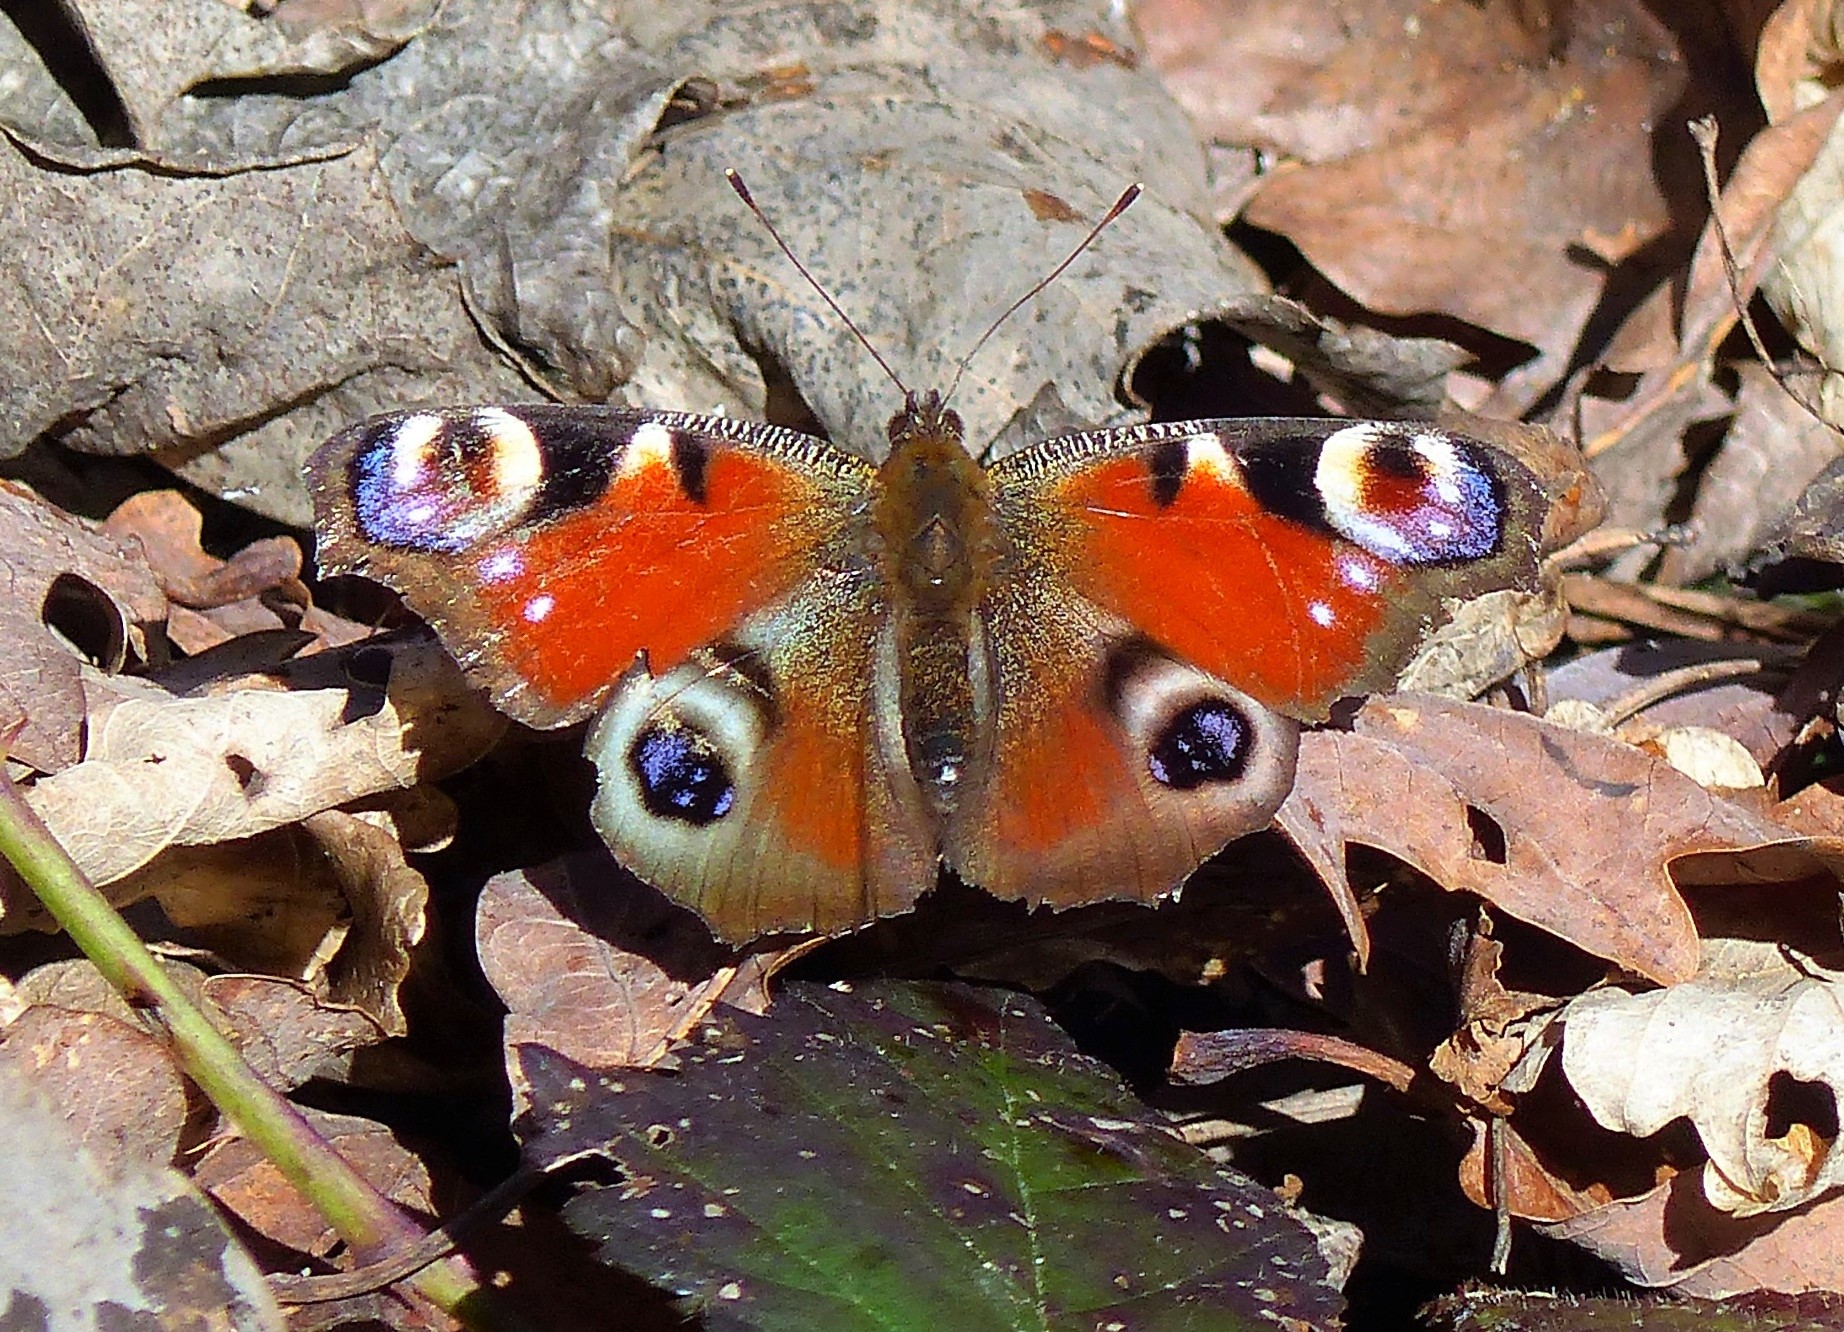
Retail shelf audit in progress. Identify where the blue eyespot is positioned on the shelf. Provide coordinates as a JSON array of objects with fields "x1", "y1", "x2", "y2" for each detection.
[
  {"x1": 1148, "y1": 702, "x2": 1250, "y2": 789},
  {"x1": 630, "y1": 725, "x2": 736, "y2": 825}
]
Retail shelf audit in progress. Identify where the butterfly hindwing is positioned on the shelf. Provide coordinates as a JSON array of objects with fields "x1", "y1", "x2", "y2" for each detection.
[{"x1": 583, "y1": 590, "x2": 937, "y2": 940}]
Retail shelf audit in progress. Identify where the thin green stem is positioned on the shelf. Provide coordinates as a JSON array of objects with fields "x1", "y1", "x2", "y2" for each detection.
[{"x1": 0, "y1": 773, "x2": 528, "y2": 1331}]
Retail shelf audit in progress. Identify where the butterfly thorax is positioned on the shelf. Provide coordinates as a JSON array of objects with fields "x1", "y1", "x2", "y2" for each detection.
[{"x1": 872, "y1": 391, "x2": 1008, "y2": 819}]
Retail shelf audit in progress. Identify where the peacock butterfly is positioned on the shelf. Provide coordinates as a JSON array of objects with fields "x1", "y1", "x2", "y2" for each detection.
[{"x1": 308, "y1": 187, "x2": 1549, "y2": 943}]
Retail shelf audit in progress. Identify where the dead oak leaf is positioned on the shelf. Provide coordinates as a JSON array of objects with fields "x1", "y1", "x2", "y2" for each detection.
[{"x1": 1277, "y1": 694, "x2": 1810, "y2": 985}]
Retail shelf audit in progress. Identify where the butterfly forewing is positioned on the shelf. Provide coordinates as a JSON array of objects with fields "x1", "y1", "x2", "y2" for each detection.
[
  {"x1": 987, "y1": 417, "x2": 1546, "y2": 720},
  {"x1": 310, "y1": 405, "x2": 875, "y2": 728}
]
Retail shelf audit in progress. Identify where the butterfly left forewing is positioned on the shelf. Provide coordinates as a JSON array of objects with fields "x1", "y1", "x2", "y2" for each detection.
[{"x1": 309, "y1": 405, "x2": 876, "y2": 727}]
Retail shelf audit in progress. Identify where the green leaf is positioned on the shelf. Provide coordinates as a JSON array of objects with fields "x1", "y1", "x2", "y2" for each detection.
[{"x1": 517, "y1": 981, "x2": 1340, "y2": 1331}]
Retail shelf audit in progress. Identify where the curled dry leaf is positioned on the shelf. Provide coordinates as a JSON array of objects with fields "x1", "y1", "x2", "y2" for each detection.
[
  {"x1": 116, "y1": 814, "x2": 433, "y2": 1036},
  {"x1": 1170, "y1": 1026, "x2": 1415, "y2": 1095},
  {"x1": 118, "y1": 833, "x2": 351, "y2": 982},
  {"x1": 1764, "y1": 85, "x2": 1844, "y2": 427},
  {"x1": 302, "y1": 809, "x2": 429, "y2": 1036},
  {"x1": 1427, "y1": 920, "x2": 1561, "y2": 1117},
  {"x1": 477, "y1": 856, "x2": 771, "y2": 1104},
  {"x1": 4, "y1": 635, "x2": 501, "y2": 923},
  {"x1": 1657, "y1": 363, "x2": 1843, "y2": 587},
  {"x1": 1560, "y1": 938, "x2": 1844, "y2": 1221},
  {"x1": 1454, "y1": 1112, "x2": 1612, "y2": 1226},
  {"x1": 0, "y1": 480, "x2": 167, "y2": 774}
]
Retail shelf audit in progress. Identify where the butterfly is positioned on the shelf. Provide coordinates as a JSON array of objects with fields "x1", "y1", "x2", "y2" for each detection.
[{"x1": 310, "y1": 384, "x2": 1547, "y2": 941}]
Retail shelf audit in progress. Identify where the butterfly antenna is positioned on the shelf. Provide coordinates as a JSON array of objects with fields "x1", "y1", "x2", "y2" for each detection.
[
  {"x1": 942, "y1": 183, "x2": 1142, "y2": 406},
  {"x1": 725, "y1": 169, "x2": 909, "y2": 398}
]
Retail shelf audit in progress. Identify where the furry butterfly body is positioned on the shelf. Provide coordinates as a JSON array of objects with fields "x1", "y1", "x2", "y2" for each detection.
[{"x1": 311, "y1": 392, "x2": 1545, "y2": 941}]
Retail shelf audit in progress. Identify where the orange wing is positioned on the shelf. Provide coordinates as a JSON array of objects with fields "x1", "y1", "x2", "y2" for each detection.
[
  {"x1": 311, "y1": 405, "x2": 873, "y2": 726},
  {"x1": 955, "y1": 418, "x2": 1544, "y2": 907}
]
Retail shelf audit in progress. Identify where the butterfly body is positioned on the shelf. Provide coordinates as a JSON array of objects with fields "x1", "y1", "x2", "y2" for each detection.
[{"x1": 312, "y1": 395, "x2": 1545, "y2": 941}]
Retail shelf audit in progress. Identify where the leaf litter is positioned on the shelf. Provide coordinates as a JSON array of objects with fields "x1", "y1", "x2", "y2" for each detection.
[{"x1": 10, "y1": 0, "x2": 1844, "y2": 1327}]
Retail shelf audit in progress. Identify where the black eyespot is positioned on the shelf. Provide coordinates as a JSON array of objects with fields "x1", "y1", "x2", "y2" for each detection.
[
  {"x1": 1147, "y1": 702, "x2": 1251, "y2": 789},
  {"x1": 630, "y1": 724, "x2": 735, "y2": 824}
]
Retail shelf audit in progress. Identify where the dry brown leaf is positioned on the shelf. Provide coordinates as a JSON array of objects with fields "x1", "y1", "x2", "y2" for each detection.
[
  {"x1": 1560, "y1": 938, "x2": 1844, "y2": 1220},
  {"x1": 477, "y1": 857, "x2": 761, "y2": 1098},
  {"x1": 1756, "y1": 0, "x2": 1835, "y2": 123},
  {"x1": 1276, "y1": 694, "x2": 1819, "y2": 984},
  {"x1": 1143, "y1": 0, "x2": 1714, "y2": 404},
  {"x1": 121, "y1": 832, "x2": 351, "y2": 980},
  {"x1": 194, "y1": 1107, "x2": 435, "y2": 1260},
  {"x1": 106, "y1": 812, "x2": 429, "y2": 1036},
  {"x1": 102, "y1": 490, "x2": 307, "y2": 654},
  {"x1": 304, "y1": 809, "x2": 429, "y2": 1036},
  {"x1": 12, "y1": 955, "x2": 210, "y2": 1021},
  {"x1": 1539, "y1": 1157, "x2": 1844, "y2": 1296},
  {"x1": 5, "y1": 635, "x2": 501, "y2": 923},
  {"x1": 0, "y1": 1005, "x2": 189, "y2": 1174},
  {"x1": 202, "y1": 975, "x2": 387, "y2": 1093},
  {"x1": 1763, "y1": 75, "x2": 1844, "y2": 427},
  {"x1": 0, "y1": 480, "x2": 167, "y2": 774},
  {"x1": 1427, "y1": 920, "x2": 1561, "y2": 1115}
]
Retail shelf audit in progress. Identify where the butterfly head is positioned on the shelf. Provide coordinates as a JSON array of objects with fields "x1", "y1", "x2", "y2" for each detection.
[{"x1": 888, "y1": 390, "x2": 964, "y2": 453}]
